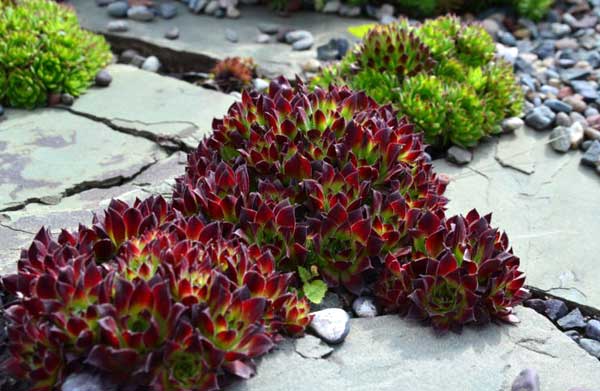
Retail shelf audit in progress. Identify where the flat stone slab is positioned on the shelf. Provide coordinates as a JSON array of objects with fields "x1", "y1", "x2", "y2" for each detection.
[
  {"x1": 70, "y1": 64, "x2": 235, "y2": 149},
  {"x1": 434, "y1": 127, "x2": 600, "y2": 310},
  {"x1": 0, "y1": 108, "x2": 165, "y2": 211},
  {"x1": 230, "y1": 308, "x2": 600, "y2": 390},
  {"x1": 72, "y1": 1, "x2": 371, "y2": 79}
]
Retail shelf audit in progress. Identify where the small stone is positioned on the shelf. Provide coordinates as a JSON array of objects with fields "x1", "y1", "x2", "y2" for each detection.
[
  {"x1": 525, "y1": 106, "x2": 556, "y2": 130},
  {"x1": 226, "y1": 5, "x2": 240, "y2": 18},
  {"x1": 511, "y1": 368, "x2": 540, "y2": 391},
  {"x1": 564, "y1": 330, "x2": 581, "y2": 341},
  {"x1": 119, "y1": 49, "x2": 139, "y2": 63},
  {"x1": 352, "y1": 296, "x2": 377, "y2": 318},
  {"x1": 588, "y1": 114, "x2": 600, "y2": 130},
  {"x1": 214, "y1": 7, "x2": 225, "y2": 18},
  {"x1": 570, "y1": 81, "x2": 599, "y2": 101},
  {"x1": 579, "y1": 338, "x2": 600, "y2": 358},
  {"x1": 557, "y1": 308, "x2": 586, "y2": 330},
  {"x1": 285, "y1": 30, "x2": 313, "y2": 44},
  {"x1": 544, "y1": 99, "x2": 572, "y2": 113},
  {"x1": 292, "y1": 37, "x2": 314, "y2": 51},
  {"x1": 497, "y1": 31, "x2": 517, "y2": 46},
  {"x1": 61, "y1": 372, "x2": 115, "y2": 391},
  {"x1": 0, "y1": 105, "x2": 4, "y2": 117},
  {"x1": 302, "y1": 59, "x2": 321, "y2": 73},
  {"x1": 294, "y1": 335, "x2": 334, "y2": 359},
  {"x1": 563, "y1": 95, "x2": 587, "y2": 112},
  {"x1": 585, "y1": 107, "x2": 599, "y2": 118},
  {"x1": 204, "y1": 0, "x2": 218, "y2": 14},
  {"x1": 481, "y1": 18, "x2": 501, "y2": 37},
  {"x1": 130, "y1": 54, "x2": 146, "y2": 68},
  {"x1": 60, "y1": 93, "x2": 74, "y2": 106},
  {"x1": 256, "y1": 33, "x2": 270, "y2": 43},
  {"x1": 501, "y1": 117, "x2": 524, "y2": 133},
  {"x1": 107, "y1": 20, "x2": 129, "y2": 32},
  {"x1": 95, "y1": 70, "x2": 112, "y2": 87},
  {"x1": 165, "y1": 26, "x2": 180, "y2": 40},
  {"x1": 189, "y1": 0, "x2": 207, "y2": 13},
  {"x1": 107, "y1": 1, "x2": 128, "y2": 17},
  {"x1": 252, "y1": 78, "x2": 269, "y2": 92},
  {"x1": 544, "y1": 299, "x2": 568, "y2": 320},
  {"x1": 524, "y1": 299, "x2": 546, "y2": 314},
  {"x1": 556, "y1": 112, "x2": 572, "y2": 127},
  {"x1": 582, "y1": 140, "x2": 593, "y2": 151},
  {"x1": 127, "y1": 5, "x2": 154, "y2": 21},
  {"x1": 229, "y1": 91, "x2": 242, "y2": 100},
  {"x1": 159, "y1": 2, "x2": 178, "y2": 19},
  {"x1": 550, "y1": 127, "x2": 571, "y2": 153},
  {"x1": 446, "y1": 146, "x2": 473, "y2": 165},
  {"x1": 496, "y1": 43, "x2": 519, "y2": 64},
  {"x1": 322, "y1": 0, "x2": 340, "y2": 13},
  {"x1": 96, "y1": 0, "x2": 114, "y2": 6},
  {"x1": 584, "y1": 127, "x2": 600, "y2": 141},
  {"x1": 317, "y1": 41, "x2": 339, "y2": 61},
  {"x1": 375, "y1": 3, "x2": 394, "y2": 18},
  {"x1": 551, "y1": 23, "x2": 571, "y2": 37},
  {"x1": 585, "y1": 319, "x2": 600, "y2": 341},
  {"x1": 257, "y1": 23, "x2": 280, "y2": 34},
  {"x1": 309, "y1": 309, "x2": 350, "y2": 345},
  {"x1": 555, "y1": 37, "x2": 578, "y2": 50},
  {"x1": 581, "y1": 140, "x2": 600, "y2": 167},
  {"x1": 141, "y1": 56, "x2": 161, "y2": 72},
  {"x1": 566, "y1": 122, "x2": 585, "y2": 148},
  {"x1": 225, "y1": 28, "x2": 238, "y2": 43},
  {"x1": 338, "y1": 4, "x2": 360, "y2": 16}
]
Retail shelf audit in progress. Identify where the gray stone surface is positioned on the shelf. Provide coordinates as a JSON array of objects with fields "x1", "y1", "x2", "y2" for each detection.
[
  {"x1": 434, "y1": 127, "x2": 600, "y2": 309},
  {"x1": 70, "y1": 64, "x2": 235, "y2": 149},
  {"x1": 0, "y1": 109, "x2": 165, "y2": 211},
  {"x1": 71, "y1": 1, "x2": 370, "y2": 79},
  {"x1": 229, "y1": 309, "x2": 600, "y2": 391}
]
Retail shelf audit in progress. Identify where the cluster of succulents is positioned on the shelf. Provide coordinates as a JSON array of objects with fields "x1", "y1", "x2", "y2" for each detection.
[
  {"x1": 394, "y1": 0, "x2": 553, "y2": 20},
  {"x1": 2, "y1": 78, "x2": 527, "y2": 389},
  {"x1": 0, "y1": 0, "x2": 112, "y2": 109},
  {"x1": 210, "y1": 57, "x2": 256, "y2": 93},
  {"x1": 313, "y1": 17, "x2": 523, "y2": 148}
]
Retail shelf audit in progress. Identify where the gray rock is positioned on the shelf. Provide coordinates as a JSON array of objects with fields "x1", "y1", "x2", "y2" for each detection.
[
  {"x1": 165, "y1": 26, "x2": 180, "y2": 40},
  {"x1": 585, "y1": 127, "x2": 600, "y2": 141},
  {"x1": 585, "y1": 107, "x2": 599, "y2": 118},
  {"x1": 294, "y1": 335, "x2": 334, "y2": 359},
  {"x1": 563, "y1": 95, "x2": 587, "y2": 113},
  {"x1": 579, "y1": 338, "x2": 600, "y2": 358},
  {"x1": 564, "y1": 330, "x2": 581, "y2": 341},
  {"x1": 570, "y1": 81, "x2": 599, "y2": 101},
  {"x1": 338, "y1": 4, "x2": 360, "y2": 16},
  {"x1": 257, "y1": 23, "x2": 280, "y2": 34},
  {"x1": 496, "y1": 44, "x2": 519, "y2": 64},
  {"x1": 544, "y1": 299, "x2": 568, "y2": 320},
  {"x1": 566, "y1": 122, "x2": 584, "y2": 148},
  {"x1": 550, "y1": 127, "x2": 571, "y2": 153},
  {"x1": 130, "y1": 54, "x2": 146, "y2": 68},
  {"x1": 229, "y1": 91, "x2": 242, "y2": 100},
  {"x1": 141, "y1": 56, "x2": 161, "y2": 73},
  {"x1": 556, "y1": 112, "x2": 572, "y2": 126},
  {"x1": 352, "y1": 296, "x2": 377, "y2": 318},
  {"x1": 560, "y1": 68, "x2": 591, "y2": 82},
  {"x1": 551, "y1": 23, "x2": 571, "y2": 37},
  {"x1": 95, "y1": 69, "x2": 112, "y2": 87},
  {"x1": 585, "y1": 319, "x2": 600, "y2": 341},
  {"x1": 118, "y1": 49, "x2": 139, "y2": 64},
  {"x1": 159, "y1": 2, "x2": 178, "y2": 19},
  {"x1": 309, "y1": 308, "x2": 351, "y2": 344},
  {"x1": 127, "y1": 5, "x2": 154, "y2": 22},
  {"x1": 60, "y1": 93, "x2": 74, "y2": 106},
  {"x1": 557, "y1": 308, "x2": 586, "y2": 330},
  {"x1": 285, "y1": 30, "x2": 313, "y2": 44},
  {"x1": 581, "y1": 140, "x2": 600, "y2": 167},
  {"x1": 225, "y1": 28, "x2": 238, "y2": 43},
  {"x1": 106, "y1": 1, "x2": 128, "y2": 17},
  {"x1": 256, "y1": 33, "x2": 271, "y2": 43},
  {"x1": 62, "y1": 372, "x2": 116, "y2": 391},
  {"x1": 511, "y1": 368, "x2": 540, "y2": 391},
  {"x1": 544, "y1": 99, "x2": 572, "y2": 113},
  {"x1": 292, "y1": 37, "x2": 314, "y2": 51},
  {"x1": 524, "y1": 299, "x2": 546, "y2": 314},
  {"x1": 106, "y1": 20, "x2": 129, "y2": 32},
  {"x1": 204, "y1": 0, "x2": 219, "y2": 14},
  {"x1": 525, "y1": 106, "x2": 556, "y2": 130},
  {"x1": 322, "y1": 0, "x2": 340, "y2": 13},
  {"x1": 226, "y1": 5, "x2": 240, "y2": 18},
  {"x1": 96, "y1": 0, "x2": 114, "y2": 6},
  {"x1": 252, "y1": 78, "x2": 269, "y2": 92},
  {"x1": 446, "y1": 146, "x2": 473, "y2": 165},
  {"x1": 581, "y1": 140, "x2": 593, "y2": 151},
  {"x1": 189, "y1": 0, "x2": 207, "y2": 13},
  {"x1": 498, "y1": 31, "x2": 517, "y2": 46},
  {"x1": 501, "y1": 117, "x2": 524, "y2": 133}
]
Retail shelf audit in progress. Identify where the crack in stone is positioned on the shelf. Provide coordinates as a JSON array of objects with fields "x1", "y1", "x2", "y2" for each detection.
[
  {"x1": 58, "y1": 107, "x2": 194, "y2": 153},
  {"x1": 0, "y1": 159, "x2": 160, "y2": 213},
  {"x1": 0, "y1": 222, "x2": 35, "y2": 235},
  {"x1": 515, "y1": 337, "x2": 557, "y2": 359}
]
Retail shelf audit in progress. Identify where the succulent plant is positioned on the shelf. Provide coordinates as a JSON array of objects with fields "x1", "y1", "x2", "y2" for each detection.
[
  {"x1": 211, "y1": 57, "x2": 256, "y2": 93},
  {"x1": 0, "y1": 0, "x2": 112, "y2": 109},
  {"x1": 313, "y1": 17, "x2": 523, "y2": 148}
]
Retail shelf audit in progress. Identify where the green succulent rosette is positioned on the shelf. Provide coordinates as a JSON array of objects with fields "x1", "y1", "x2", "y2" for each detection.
[{"x1": 6, "y1": 69, "x2": 46, "y2": 109}]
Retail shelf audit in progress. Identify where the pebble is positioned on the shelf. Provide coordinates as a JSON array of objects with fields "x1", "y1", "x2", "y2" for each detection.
[
  {"x1": 585, "y1": 319, "x2": 600, "y2": 341},
  {"x1": 127, "y1": 5, "x2": 154, "y2": 22},
  {"x1": 579, "y1": 338, "x2": 600, "y2": 358},
  {"x1": 524, "y1": 299, "x2": 546, "y2": 314},
  {"x1": 252, "y1": 78, "x2": 269, "y2": 92},
  {"x1": 550, "y1": 126, "x2": 571, "y2": 153},
  {"x1": 581, "y1": 140, "x2": 600, "y2": 167},
  {"x1": 96, "y1": 0, "x2": 114, "y2": 6},
  {"x1": 525, "y1": 106, "x2": 556, "y2": 130},
  {"x1": 511, "y1": 368, "x2": 540, "y2": 391},
  {"x1": 584, "y1": 127, "x2": 600, "y2": 141},
  {"x1": 352, "y1": 296, "x2": 378, "y2": 318},
  {"x1": 564, "y1": 330, "x2": 581, "y2": 341},
  {"x1": 95, "y1": 70, "x2": 112, "y2": 87},
  {"x1": 338, "y1": 4, "x2": 361, "y2": 16},
  {"x1": 0, "y1": 105, "x2": 4, "y2": 117},
  {"x1": 258, "y1": 23, "x2": 280, "y2": 34},
  {"x1": 446, "y1": 146, "x2": 473, "y2": 165},
  {"x1": 107, "y1": 20, "x2": 129, "y2": 32},
  {"x1": 189, "y1": 0, "x2": 206, "y2": 13},
  {"x1": 585, "y1": 107, "x2": 599, "y2": 118},
  {"x1": 61, "y1": 372, "x2": 116, "y2": 391},
  {"x1": 159, "y1": 2, "x2": 178, "y2": 19},
  {"x1": 118, "y1": 49, "x2": 138, "y2": 63},
  {"x1": 293, "y1": 37, "x2": 314, "y2": 51},
  {"x1": 544, "y1": 99, "x2": 572, "y2": 113},
  {"x1": 131, "y1": 54, "x2": 146, "y2": 68},
  {"x1": 204, "y1": 0, "x2": 218, "y2": 14},
  {"x1": 322, "y1": 0, "x2": 340, "y2": 13},
  {"x1": 570, "y1": 81, "x2": 599, "y2": 101},
  {"x1": 294, "y1": 335, "x2": 334, "y2": 359},
  {"x1": 286, "y1": 30, "x2": 313, "y2": 43},
  {"x1": 557, "y1": 308, "x2": 586, "y2": 329},
  {"x1": 106, "y1": 1, "x2": 128, "y2": 17},
  {"x1": 302, "y1": 59, "x2": 321, "y2": 73},
  {"x1": 555, "y1": 37, "x2": 578, "y2": 50},
  {"x1": 498, "y1": 31, "x2": 517, "y2": 46},
  {"x1": 60, "y1": 93, "x2": 74, "y2": 106},
  {"x1": 141, "y1": 56, "x2": 161, "y2": 73},
  {"x1": 225, "y1": 28, "x2": 238, "y2": 43},
  {"x1": 256, "y1": 33, "x2": 271, "y2": 43},
  {"x1": 551, "y1": 23, "x2": 571, "y2": 37},
  {"x1": 544, "y1": 299, "x2": 568, "y2": 320},
  {"x1": 309, "y1": 308, "x2": 351, "y2": 345},
  {"x1": 226, "y1": 5, "x2": 240, "y2": 18},
  {"x1": 556, "y1": 112, "x2": 572, "y2": 127},
  {"x1": 496, "y1": 44, "x2": 519, "y2": 64},
  {"x1": 165, "y1": 26, "x2": 180, "y2": 40},
  {"x1": 563, "y1": 95, "x2": 587, "y2": 112},
  {"x1": 581, "y1": 140, "x2": 593, "y2": 151},
  {"x1": 501, "y1": 117, "x2": 524, "y2": 133},
  {"x1": 567, "y1": 122, "x2": 585, "y2": 148}
]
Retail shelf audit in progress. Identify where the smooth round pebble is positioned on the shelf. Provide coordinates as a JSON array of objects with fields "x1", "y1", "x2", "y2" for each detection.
[
  {"x1": 352, "y1": 296, "x2": 377, "y2": 318},
  {"x1": 60, "y1": 93, "x2": 74, "y2": 106},
  {"x1": 107, "y1": 1, "x2": 128, "y2": 18},
  {"x1": 511, "y1": 368, "x2": 540, "y2": 391},
  {"x1": 165, "y1": 26, "x2": 180, "y2": 40},
  {"x1": 585, "y1": 319, "x2": 600, "y2": 341},
  {"x1": 544, "y1": 299, "x2": 568, "y2": 320},
  {"x1": 95, "y1": 70, "x2": 112, "y2": 87},
  {"x1": 141, "y1": 56, "x2": 161, "y2": 73},
  {"x1": 309, "y1": 308, "x2": 351, "y2": 345},
  {"x1": 252, "y1": 78, "x2": 269, "y2": 92},
  {"x1": 501, "y1": 117, "x2": 524, "y2": 133},
  {"x1": 225, "y1": 28, "x2": 238, "y2": 43},
  {"x1": 107, "y1": 20, "x2": 129, "y2": 32}
]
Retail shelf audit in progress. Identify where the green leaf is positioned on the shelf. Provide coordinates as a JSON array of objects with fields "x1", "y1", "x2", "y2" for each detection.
[
  {"x1": 303, "y1": 279, "x2": 328, "y2": 304},
  {"x1": 347, "y1": 24, "x2": 376, "y2": 39},
  {"x1": 298, "y1": 266, "x2": 311, "y2": 284}
]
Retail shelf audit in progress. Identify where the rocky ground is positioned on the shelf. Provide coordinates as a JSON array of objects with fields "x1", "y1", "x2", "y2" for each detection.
[{"x1": 2, "y1": 0, "x2": 600, "y2": 390}]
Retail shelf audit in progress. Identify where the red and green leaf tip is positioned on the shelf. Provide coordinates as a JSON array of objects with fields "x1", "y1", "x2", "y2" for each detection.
[{"x1": 2, "y1": 77, "x2": 527, "y2": 390}]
